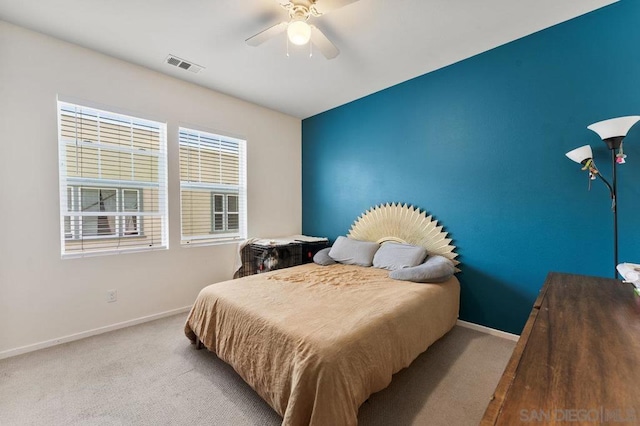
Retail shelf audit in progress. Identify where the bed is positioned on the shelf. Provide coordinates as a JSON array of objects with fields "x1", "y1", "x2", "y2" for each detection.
[{"x1": 185, "y1": 203, "x2": 460, "y2": 426}]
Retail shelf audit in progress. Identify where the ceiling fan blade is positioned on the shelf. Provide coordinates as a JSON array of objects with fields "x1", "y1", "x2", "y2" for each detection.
[
  {"x1": 246, "y1": 22, "x2": 288, "y2": 47},
  {"x1": 310, "y1": 25, "x2": 339, "y2": 59},
  {"x1": 312, "y1": 0, "x2": 359, "y2": 15}
]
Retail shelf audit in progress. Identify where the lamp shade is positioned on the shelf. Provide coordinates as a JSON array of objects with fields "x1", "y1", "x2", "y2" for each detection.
[
  {"x1": 565, "y1": 145, "x2": 593, "y2": 164},
  {"x1": 587, "y1": 116, "x2": 640, "y2": 140},
  {"x1": 287, "y1": 20, "x2": 311, "y2": 45}
]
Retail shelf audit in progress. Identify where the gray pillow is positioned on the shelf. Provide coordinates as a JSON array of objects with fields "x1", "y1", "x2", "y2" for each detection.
[
  {"x1": 328, "y1": 236, "x2": 380, "y2": 267},
  {"x1": 313, "y1": 247, "x2": 336, "y2": 266},
  {"x1": 373, "y1": 242, "x2": 427, "y2": 271},
  {"x1": 389, "y1": 255, "x2": 455, "y2": 283}
]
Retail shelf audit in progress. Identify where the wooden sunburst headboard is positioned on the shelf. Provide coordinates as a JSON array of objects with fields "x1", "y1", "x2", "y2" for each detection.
[{"x1": 347, "y1": 203, "x2": 459, "y2": 270}]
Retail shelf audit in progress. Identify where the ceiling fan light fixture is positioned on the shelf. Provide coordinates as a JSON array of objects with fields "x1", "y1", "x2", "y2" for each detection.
[{"x1": 287, "y1": 20, "x2": 311, "y2": 45}]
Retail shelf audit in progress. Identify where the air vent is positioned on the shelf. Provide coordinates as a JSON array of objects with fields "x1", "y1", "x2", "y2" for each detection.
[
  {"x1": 167, "y1": 56, "x2": 181, "y2": 66},
  {"x1": 165, "y1": 54, "x2": 204, "y2": 74}
]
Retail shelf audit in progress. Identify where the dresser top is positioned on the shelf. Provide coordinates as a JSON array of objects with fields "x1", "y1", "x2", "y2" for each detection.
[{"x1": 483, "y1": 272, "x2": 640, "y2": 425}]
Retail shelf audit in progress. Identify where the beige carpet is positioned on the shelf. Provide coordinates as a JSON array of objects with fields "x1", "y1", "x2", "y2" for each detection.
[{"x1": 0, "y1": 313, "x2": 515, "y2": 425}]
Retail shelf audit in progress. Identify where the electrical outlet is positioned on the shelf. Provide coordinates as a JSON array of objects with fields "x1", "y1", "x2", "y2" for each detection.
[{"x1": 106, "y1": 289, "x2": 117, "y2": 303}]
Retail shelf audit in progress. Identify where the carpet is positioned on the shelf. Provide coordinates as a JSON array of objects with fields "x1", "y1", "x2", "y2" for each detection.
[{"x1": 0, "y1": 313, "x2": 515, "y2": 425}]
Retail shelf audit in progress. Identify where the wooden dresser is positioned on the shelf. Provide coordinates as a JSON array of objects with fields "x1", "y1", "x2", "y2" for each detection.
[{"x1": 481, "y1": 272, "x2": 640, "y2": 426}]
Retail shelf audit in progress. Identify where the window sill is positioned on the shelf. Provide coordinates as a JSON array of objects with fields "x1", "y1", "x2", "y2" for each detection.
[{"x1": 180, "y1": 238, "x2": 243, "y2": 248}]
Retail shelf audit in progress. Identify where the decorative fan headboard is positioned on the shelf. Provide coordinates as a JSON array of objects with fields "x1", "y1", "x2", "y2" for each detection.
[{"x1": 347, "y1": 203, "x2": 459, "y2": 270}]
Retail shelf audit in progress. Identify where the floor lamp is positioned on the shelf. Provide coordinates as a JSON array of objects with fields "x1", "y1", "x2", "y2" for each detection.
[{"x1": 565, "y1": 116, "x2": 640, "y2": 278}]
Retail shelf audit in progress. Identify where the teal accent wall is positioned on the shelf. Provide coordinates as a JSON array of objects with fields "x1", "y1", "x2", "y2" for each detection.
[{"x1": 301, "y1": 1, "x2": 640, "y2": 334}]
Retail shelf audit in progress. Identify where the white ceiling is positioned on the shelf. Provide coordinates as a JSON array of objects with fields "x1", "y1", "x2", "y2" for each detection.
[{"x1": 0, "y1": 0, "x2": 617, "y2": 119}]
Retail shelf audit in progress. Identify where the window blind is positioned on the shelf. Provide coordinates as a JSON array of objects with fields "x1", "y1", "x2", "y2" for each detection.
[
  {"x1": 58, "y1": 101, "x2": 168, "y2": 257},
  {"x1": 179, "y1": 127, "x2": 247, "y2": 245}
]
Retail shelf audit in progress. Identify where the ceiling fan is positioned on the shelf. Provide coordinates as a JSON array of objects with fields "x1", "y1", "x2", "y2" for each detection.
[{"x1": 245, "y1": 0, "x2": 360, "y2": 59}]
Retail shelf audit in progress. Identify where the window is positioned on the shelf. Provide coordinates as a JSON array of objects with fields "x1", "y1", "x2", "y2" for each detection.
[
  {"x1": 212, "y1": 194, "x2": 239, "y2": 232},
  {"x1": 64, "y1": 187, "x2": 142, "y2": 239},
  {"x1": 58, "y1": 101, "x2": 168, "y2": 257},
  {"x1": 179, "y1": 127, "x2": 246, "y2": 245}
]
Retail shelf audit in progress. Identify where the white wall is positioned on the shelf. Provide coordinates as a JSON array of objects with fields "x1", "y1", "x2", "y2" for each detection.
[{"x1": 0, "y1": 21, "x2": 302, "y2": 356}]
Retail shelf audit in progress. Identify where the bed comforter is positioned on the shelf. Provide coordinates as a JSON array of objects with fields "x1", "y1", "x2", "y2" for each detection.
[{"x1": 184, "y1": 263, "x2": 460, "y2": 426}]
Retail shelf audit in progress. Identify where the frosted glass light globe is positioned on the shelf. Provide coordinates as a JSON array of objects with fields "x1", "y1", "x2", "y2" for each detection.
[{"x1": 287, "y1": 20, "x2": 311, "y2": 46}]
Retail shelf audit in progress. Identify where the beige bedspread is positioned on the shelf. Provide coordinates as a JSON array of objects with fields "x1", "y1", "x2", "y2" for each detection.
[{"x1": 185, "y1": 263, "x2": 460, "y2": 426}]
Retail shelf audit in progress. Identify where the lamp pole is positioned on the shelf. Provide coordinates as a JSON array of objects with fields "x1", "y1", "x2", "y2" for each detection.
[
  {"x1": 604, "y1": 136, "x2": 624, "y2": 279},
  {"x1": 592, "y1": 168, "x2": 617, "y2": 278},
  {"x1": 610, "y1": 148, "x2": 618, "y2": 278}
]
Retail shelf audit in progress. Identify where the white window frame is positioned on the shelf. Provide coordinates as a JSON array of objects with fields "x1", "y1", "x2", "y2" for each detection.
[
  {"x1": 179, "y1": 127, "x2": 247, "y2": 246},
  {"x1": 58, "y1": 99, "x2": 168, "y2": 257}
]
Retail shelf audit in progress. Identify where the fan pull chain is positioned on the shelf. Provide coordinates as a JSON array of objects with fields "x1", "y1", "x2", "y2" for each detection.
[
  {"x1": 309, "y1": 40, "x2": 313, "y2": 58},
  {"x1": 286, "y1": 36, "x2": 290, "y2": 57}
]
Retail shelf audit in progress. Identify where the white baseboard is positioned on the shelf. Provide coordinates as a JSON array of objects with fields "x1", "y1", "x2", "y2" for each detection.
[
  {"x1": 2, "y1": 309, "x2": 515, "y2": 360},
  {"x1": 456, "y1": 319, "x2": 520, "y2": 341},
  {"x1": 0, "y1": 305, "x2": 192, "y2": 360}
]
